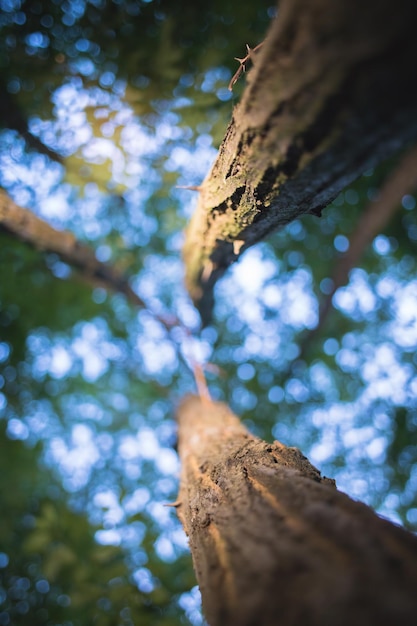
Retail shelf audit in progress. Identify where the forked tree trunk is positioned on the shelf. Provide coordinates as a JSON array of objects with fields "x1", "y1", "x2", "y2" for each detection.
[{"x1": 176, "y1": 396, "x2": 417, "y2": 626}]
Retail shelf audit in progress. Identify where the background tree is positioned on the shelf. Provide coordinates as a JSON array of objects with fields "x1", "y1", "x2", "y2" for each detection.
[{"x1": 1, "y1": 1, "x2": 417, "y2": 624}]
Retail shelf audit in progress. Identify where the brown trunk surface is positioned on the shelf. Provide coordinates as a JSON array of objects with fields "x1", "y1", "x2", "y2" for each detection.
[
  {"x1": 176, "y1": 396, "x2": 417, "y2": 626},
  {"x1": 183, "y1": 0, "x2": 417, "y2": 323}
]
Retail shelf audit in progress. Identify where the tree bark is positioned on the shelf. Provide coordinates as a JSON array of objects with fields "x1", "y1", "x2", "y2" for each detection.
[
  {"x1": 176, "y1": 396, "x2": 417, "y2": 626},
  {"x1": 183, "y1": 0, "x2": 417, "y2": 323}
]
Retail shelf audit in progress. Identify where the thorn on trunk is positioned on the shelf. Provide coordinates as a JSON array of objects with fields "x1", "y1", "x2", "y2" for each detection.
[{"x1": 176, "y1": 185, "x2": 202, "y2": 192}]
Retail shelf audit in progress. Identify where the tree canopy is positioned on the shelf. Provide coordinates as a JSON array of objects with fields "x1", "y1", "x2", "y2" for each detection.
[{"x1": 1, "y1": 1, "x2": 417, "y2": 624}]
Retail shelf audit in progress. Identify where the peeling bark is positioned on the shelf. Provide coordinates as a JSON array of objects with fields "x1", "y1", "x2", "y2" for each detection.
[
  {"x1": 176, "y1": 396, "x2": 417, "y2": 626},
  {"x1": 183, "y1": 0, "x2": 417, "y2": 323}
]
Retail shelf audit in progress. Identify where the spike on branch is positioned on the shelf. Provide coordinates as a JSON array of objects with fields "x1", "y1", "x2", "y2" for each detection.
[
  {"x1": 228, "y1": 42, "x2": 264, "y2": 91},
  {"x1": 176, "y1": 185, "x2": 203, "y2": 192}
]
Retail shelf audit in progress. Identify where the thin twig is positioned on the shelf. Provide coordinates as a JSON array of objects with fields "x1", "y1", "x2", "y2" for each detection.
[{"x1": 192, "y1": 361, "x2": 212, "y2": 404}]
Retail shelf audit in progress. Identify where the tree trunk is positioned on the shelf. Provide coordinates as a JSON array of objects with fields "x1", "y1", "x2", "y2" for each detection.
[
  {"x1": 176, "y1": 396, "x2": 417, "y2": 626},
  {"x1": 183, "y1": 0, "x2": 417, "y2": 323}
]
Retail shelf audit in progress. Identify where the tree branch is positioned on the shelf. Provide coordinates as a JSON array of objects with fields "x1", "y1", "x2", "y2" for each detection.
[
  {"x1": 183, "y1": 0, "x2": 417, "y2": 323},
  {"x1": 0, "y1": 191, "x2": 218, "y2": 395},
  {"x1": 0, "y1": 189, "x2": 146, "y2": 310},
  {"x1": 311, "y1": 144, "x2": 417, "y2": 345},
  {"x1": 0, "y1": 82, "x2": 63, "y2": 163}
]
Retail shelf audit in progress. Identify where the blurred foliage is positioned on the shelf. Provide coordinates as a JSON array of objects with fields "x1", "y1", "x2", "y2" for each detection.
[
  {"x1": 1, "y1": 0, "x2": 417, "y2": 624},
  {"x1": 0, "y1": 234, "x2": 103, "y2": 361},
  {"x1": 0, "y1": 424, "x2": 194, "y2": 625}
]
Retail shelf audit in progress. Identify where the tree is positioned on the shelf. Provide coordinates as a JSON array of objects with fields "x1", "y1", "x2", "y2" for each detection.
[
  {"x1": 176, "y1": 2, "x2": 417, "y2": 621},
  {"x1": 1, "y1": 0, "x2": 417, "y2": 625},
  {"x1": 177, "y1": 396, "x2": 417, "y2": 626},
  {"x1": 183, "y1": 0, "x2": 417, "y2": 322}
]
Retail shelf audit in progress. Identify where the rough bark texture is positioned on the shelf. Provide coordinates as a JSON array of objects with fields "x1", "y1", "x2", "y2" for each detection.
[
  {"x1": 183, "y1": 0, "x2": 417, "y2": 323},
  {"x1": 176, "y1": 396, "x2": 417, "y2": 626}
]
